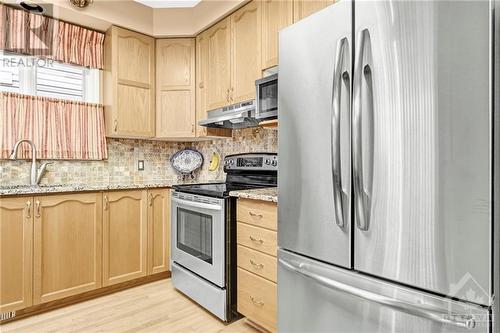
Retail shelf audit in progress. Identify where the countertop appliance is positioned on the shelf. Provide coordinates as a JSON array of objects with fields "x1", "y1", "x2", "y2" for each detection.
[
  {"x1": 255, "y1": 73, "x2": 278, "y2": 120},
  {"x1": 278, "y1": 1, "x2": 497, "y2": 332},
  {"x1": 171, "y1": 153, "x2": 278, "y2": 322},
  {"x1": 198, "y1": 100, "x2": 259, "y2": 129}
]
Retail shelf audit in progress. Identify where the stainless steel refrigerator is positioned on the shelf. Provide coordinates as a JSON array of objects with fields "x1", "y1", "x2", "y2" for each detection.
[{"x1": 278, "y1": 0, "x2": 499, "y2": 332}]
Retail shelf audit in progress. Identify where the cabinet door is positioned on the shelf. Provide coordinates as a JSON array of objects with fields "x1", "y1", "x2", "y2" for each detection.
[
  {"x1": 230, "y1": 1, "x2": 262, "y2": 103},
  {"x1": 147, "y1": 189, "x2": 170, "y2": 274},
  {"x1": 196, "y1": 32, "x2": 232, "y2": 138},
  {"x1": 156, "y1": 38, "x2": 196, "y2": 138},
  {"x1": 206, "y1": 18, "x2": 232, "y2": 110},
  {"x1": 261, "y1": 0, "x2": 293, "y2": 70},
  {"x1": 293, "y1": 0, "x2": 335, "y2": 22},
  {"x1": 103, "y1": 190, "x2": 148, "y2": 286},
  {"x1": 109, "y1": 26, "x2": 155, "y2": 138},
  {"x1": 33, "y1": 193, "x2": 102, "y2": 305},
  {"x1": 0, "y1": 197, "x2": 32, "y2": 312}
]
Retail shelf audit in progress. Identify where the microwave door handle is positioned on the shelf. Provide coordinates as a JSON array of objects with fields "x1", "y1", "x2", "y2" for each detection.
[
  {"x1": 331, "y1": 37, "x2": 350, "y2": 229},
  {"x1": 172, "y1": 197, "x2": 223, "y2": 211},
  {"x1": 353, "y1": 28, "x2": 374, "y2": 232}
]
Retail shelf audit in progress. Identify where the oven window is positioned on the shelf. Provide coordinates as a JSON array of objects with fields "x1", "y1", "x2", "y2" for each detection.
[{"x1": 177, "y1": 208, "x2": 213, "y2": 264}]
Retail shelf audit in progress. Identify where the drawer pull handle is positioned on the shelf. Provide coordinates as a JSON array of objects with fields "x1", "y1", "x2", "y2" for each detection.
[
  {"x1": 35, "y1": 201, "x2": 41, "y2": 218},
  {"x1": 250, "y1": 296, "x2": 264, "y2": 306},
  {"x1": 249, "y1": 211, "x2": 263, "y2": 218},
  {"x1": 250, "y1": 259, "x2": 264, "y2": 269},
  {"x1": 249, "y1": 236, "x2": 264, "y2": 244},
  {"x1": 26, "y1": 200, "x2": 32, "y2": 218},
  {"x1": 104, "y1": 195, "x2": 109, "y2": 211}
]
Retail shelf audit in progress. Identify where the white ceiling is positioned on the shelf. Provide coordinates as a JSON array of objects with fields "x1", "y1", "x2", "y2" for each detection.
[{"x1": 133, "y1": 0, "x2": 202, "y2": 8}]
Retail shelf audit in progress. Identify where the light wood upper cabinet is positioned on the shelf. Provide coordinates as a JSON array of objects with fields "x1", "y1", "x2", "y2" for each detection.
[
  {"x1": 0, "y1": 197, "x2": 32, "y2": 313},
  {"x1": 206, "y1": 18, "x2": 232, "y2": 110},
  {"x1": 104, "y1": 26, "x2": 155, "y2": 138},
  {"x1": 293, "y1": 0, "x2": 335, "y2": 22},
  {"x1": 33, "y1": 193, "x2": 102, "y2": 305},
  {"x1": 103, "y1": 190, "x2": 148, "y2": 286},
  {"x1": 261, "y1": 0, "x2": 293, "y2": 70},
  {"x1": 156, "y1": 38, "x2": 196, "y2": 138},
  {"x1": 230, "y1": 1, "x2": 262, "y2": 103},
  {"x1": 196, "y1": 31, "x2": 232, "y2": 138},
  {"x1": 147, "y1": 189, "x2": 170, "y2": 274}
]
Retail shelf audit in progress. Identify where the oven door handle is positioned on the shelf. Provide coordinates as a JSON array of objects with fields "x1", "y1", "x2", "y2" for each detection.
[{"x1": 172, "y1": 197, "x2": 223, "y2": 211}]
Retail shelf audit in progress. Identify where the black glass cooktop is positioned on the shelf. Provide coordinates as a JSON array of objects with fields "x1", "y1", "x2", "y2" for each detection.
[{"x1": 173, "y1": 182, "x2": 273, "y2": 198}]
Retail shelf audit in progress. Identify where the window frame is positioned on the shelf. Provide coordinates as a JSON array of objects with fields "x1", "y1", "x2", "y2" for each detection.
[{"x1": 0, "y1": 51, "x2": 101, "y2": 104}]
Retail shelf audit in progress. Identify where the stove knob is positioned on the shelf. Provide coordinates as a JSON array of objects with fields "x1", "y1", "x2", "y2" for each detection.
[
  {"x1": 271, "y1": 160, "x2": 277, "y2": 167},
  {"x1": 265, "y1": 159, "x2": 270, "y2": 165}
]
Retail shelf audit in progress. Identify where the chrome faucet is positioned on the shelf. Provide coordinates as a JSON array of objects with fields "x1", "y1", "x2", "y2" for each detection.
[{"x1": 10, "y1": 139, "x2": 52, "y2": 185}]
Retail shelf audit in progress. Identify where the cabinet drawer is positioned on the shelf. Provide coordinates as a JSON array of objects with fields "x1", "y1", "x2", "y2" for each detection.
[
  {"x1": 237, "y1": 223, "x2": 277, "y2": 257},
  {"x1": 237, "y1": 268, "x2": 277, "y2": 332},
  {"x1": 237, "y1": 245, "x2": 277, "y2": 283},
  {"x1": 237, "y1": 199, "x2": 277, "y2": 231}
]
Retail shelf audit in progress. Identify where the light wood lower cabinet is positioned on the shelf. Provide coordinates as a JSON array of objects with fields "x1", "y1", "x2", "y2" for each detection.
[
  {"x1": 102, "y1": 190, "x2": 148, "y2": 286},
  {"x1": 147, "y1": 189, "x2": 171, "y2": 274},
  {"x1": 237, "y1": 268, "x2": 277, "y2": 332},
  {"x1": 33, "y1": 193, "x2": 102, "y2": 305},
  {"x1": 237, "y1": 198, "x2": 278, "y2": 332},
  {"x1": 0, "y1": 197, "x2": 33, "y2": 312},
  {"x1": 1, "y1": 188, "x2": 171, "y2": 315}
]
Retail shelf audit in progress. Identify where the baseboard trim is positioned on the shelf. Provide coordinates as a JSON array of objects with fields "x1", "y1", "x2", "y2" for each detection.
[{"x1": 1, "y1": 271, "x2": 171, "y2": 325}]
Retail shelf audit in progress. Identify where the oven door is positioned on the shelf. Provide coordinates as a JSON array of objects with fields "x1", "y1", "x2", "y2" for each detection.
[{"x1": 171, "y1": 192, "x2": 226, "y2": 287}]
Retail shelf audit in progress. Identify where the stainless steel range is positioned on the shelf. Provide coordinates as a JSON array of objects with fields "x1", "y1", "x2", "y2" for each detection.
[{"x1": 170, "y1": 153, "x2": 277, "y2": 322}]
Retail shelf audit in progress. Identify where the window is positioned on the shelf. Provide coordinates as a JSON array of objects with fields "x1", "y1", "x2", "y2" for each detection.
[{"x1": 0, "y1": 52, "x2": 100, "y2": 103}]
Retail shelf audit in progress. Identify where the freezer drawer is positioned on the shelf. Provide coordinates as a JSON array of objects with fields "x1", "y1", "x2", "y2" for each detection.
[{"x1": 278, "y1": 249, "x2": 490, "y2": 333}]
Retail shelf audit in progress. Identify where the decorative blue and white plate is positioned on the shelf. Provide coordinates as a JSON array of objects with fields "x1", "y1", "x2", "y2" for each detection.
[{"x1": 171, "y1": 149, "x2": 204, "y2": 174}]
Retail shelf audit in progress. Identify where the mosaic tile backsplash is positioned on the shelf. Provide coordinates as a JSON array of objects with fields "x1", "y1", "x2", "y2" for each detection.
[{"x1": 0, "y1": 128, "x2": 277, "y2": 186}]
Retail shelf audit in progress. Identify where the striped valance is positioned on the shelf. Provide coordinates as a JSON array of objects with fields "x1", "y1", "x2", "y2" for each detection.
[
  {"x1": 0, "y1": 92, "x2": 107, "y2": 160},
  {"x1": 0, "y1": 4, "x2": 104, "y2": 69}
]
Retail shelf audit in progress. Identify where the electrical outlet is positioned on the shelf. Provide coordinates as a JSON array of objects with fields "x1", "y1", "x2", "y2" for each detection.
[{"x1": 138, "y1": 160, "x2": 144, "y2": 171}]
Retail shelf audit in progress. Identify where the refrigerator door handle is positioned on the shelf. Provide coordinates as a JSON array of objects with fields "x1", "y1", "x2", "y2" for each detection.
[
  {"x1": 353, "y1": 28, "x2": 374, "y2": 231},
  {"x1": 279, "y1": 257, "x2": 476, "y2": 330},
  {"x1": 331, "y1": 37, "x2": 350, "y2": 229}
]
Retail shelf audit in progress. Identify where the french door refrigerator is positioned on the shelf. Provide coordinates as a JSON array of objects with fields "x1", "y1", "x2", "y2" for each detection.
[{"x1": 278, "y1": 0, "x2": 499, "y2": 332}]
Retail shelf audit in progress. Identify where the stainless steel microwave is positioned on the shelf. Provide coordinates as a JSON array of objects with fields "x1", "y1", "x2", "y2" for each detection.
[{"x1": 255, "y1": 73, "x2": 278, "y2": 120}]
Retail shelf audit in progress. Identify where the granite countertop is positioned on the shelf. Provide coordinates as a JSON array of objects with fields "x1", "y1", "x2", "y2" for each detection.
[
  {"x1": 0, "y1": 181, "x2": 177, "y2": 196},
  {"x1": 229, "y1": 187, "x2": 278, "y2": 203}
]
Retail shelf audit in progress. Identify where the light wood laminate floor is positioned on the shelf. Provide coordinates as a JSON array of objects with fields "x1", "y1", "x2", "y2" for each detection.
[{"x1": 1, "y1": 279, "x2": 260, "y2": 333}]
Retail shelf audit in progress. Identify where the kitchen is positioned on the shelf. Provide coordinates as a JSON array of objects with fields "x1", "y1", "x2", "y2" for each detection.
[{"x1": 0, "y1": 0, "x2": 499, "y2": 332}]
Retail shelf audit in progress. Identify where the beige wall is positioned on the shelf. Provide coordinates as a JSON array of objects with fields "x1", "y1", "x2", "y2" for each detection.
[{"x1": 2, "y1": 0, "x2": 246, "y2": 36}]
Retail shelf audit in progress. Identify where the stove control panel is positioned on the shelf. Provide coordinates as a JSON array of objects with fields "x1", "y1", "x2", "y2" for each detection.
[{"x1": 224, "y1": 153, "x2": 278, "y2": 171}]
